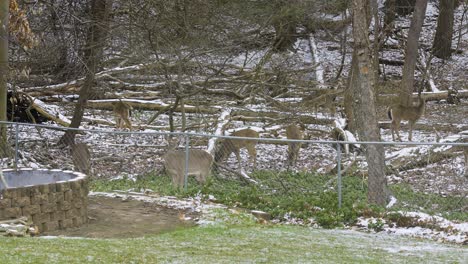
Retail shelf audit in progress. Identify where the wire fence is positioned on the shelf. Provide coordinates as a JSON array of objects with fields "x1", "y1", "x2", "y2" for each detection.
[{"x1": 1, "y1": 121, "x2": 467, "y2": 215}]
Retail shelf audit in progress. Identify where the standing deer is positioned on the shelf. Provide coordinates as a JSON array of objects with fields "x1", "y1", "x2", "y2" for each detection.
[
  {"x1": 285, "y1": 124, "x2": 304, "y2": 168},
  {"x1": 214, "y1": 128, "x2": 259, "y2": 171},
  {"x1": 71, "y1": 143, "x2": 91, "y2": 175},
  {"x1": 112, "y1": 100, "x2": 132, "y2": 129},
  {"x1": 388, "y1": 95, "x2": 426, "y2": 141},
  {"x1": 163, "y1": 148, "x2": 214, "y2": 189}
]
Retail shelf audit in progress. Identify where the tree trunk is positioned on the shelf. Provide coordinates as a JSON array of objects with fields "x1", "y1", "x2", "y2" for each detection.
[
  {"x1": 60, "y1": 0, "x2": 111, "y2": 145},
  {"x1": 0, "y1": 0, "x2": 9, "y2": 157},
  {"x1": 399, "y1": 0, "x2": 428, "y2": 107},
  {"x1": 371, "y1": 0, "x2": 381, "y2": 100},
  {"x1": 352, "y1": 0, "x2": 388, "y2": 206},
  {"x1": 344, "y1": 1, "x2": 371, "y2": 132},
  {"x1": 344, "y1": 52, "x2": 358, "y2": 132},
  {"x1": 432, "y1": 0, "x2": 455, "y2": 59}
]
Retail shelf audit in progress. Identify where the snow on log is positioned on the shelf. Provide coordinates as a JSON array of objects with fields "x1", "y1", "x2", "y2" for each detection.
[
  {"x1": 26, "y1": 63, "x2": 159, "y2": 92},
  {"x1": 31, "y1": 98, "x2": 71, "y2": 126},
  {"x1": 378, "y1": 90, "x2": 468, "y2": 104},
  {"x1": 331, "y1": 118, "x2": 361, "y2": 154},
  {"x1": 207, "y1": 109, "x2": 231, "y2": 155},
  {"x1": 87, "y1": 99, "x2": 221, "y2": 114},
  {"x1": 419, "y1": 50, "x2": 440, "y2": 92}
]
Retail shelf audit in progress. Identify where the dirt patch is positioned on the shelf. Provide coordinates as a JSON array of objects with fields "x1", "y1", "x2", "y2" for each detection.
[{"x1": 43, "y1": 196, "x2": 197, "y2": 238}]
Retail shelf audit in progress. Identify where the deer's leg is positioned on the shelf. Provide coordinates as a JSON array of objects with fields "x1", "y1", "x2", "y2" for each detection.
[
  {"x1": 115, "y1": 116, "x2": 119, "y2": 128},
  {"x1": 252, "y1": 147, "x2": 257, "y2": 169},
  {"x1": 394, "y1": 120, "x2": 402, "y2": 141},
  {"x1": 287, "y1": 145, "x2": 293, "y2": 168},
  {"x1": 247, "y1": 145, "x2": 257, "y2": 169},
  {"x1": 169, "y1": 171, "x2": 178, "y2": 187},
  {"x1": 177, "y1": 170, "x2": 185, "y2": 189},
  {"x1": 408, "y1": 121, "x2": 414, "y2": 141},
  {"x1": 124, "y1": 117, "x2": 132, "y2": 130}
]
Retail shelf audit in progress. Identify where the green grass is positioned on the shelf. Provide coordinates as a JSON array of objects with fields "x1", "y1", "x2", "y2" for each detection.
[
  {"x1": 1, "y1": 225, "x2": 466, "y2": 263},
  {"x1": 389, "y1": 184, "x2": 468, "y2": 221},
  {"x1": 91, "y1": 170, "x2": 468, "y2": 227},
  {"x1": 4, "y1": 171, "x2": 464, "y2": 263}
]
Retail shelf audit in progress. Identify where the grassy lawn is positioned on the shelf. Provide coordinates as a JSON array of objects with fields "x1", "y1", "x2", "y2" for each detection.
[
  {"x1": 91, "y1": 171, "x2": 468, "y2": 226},
  {"x1": 1, "y1": 224, "x2": 467, "y2": 263},
  {"x1": 4, "y1": 171, "x2": 463, "y2": 263}
]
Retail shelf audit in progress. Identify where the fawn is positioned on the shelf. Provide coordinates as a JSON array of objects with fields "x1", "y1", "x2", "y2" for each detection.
[
  {"x1": 285, "y1": 124, "x2": 304, "y2": 168},
  {"x1": 112, "y1": 100, "x2": 132, "y2": 129},
  {"x1": 214, "y1": 128, "x2": 259, "y2": 171},
  {"x1": 163, "y1": 138, "x2": 213, "y2": 188},
  {"x1": 388, "y1": 95, "x2": 426, "y2": 141}
]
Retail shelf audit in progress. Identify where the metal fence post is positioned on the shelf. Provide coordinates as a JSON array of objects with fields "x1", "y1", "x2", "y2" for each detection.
[
  {"x1": 337, "y1": 143, "x2": 342, "y2": 208},
  {"x1": 15, "y1": 123, "x2": 19, "y2": 170},
  {"x1": 184, "y1": 134, "x2": 190, "y2": 191}
]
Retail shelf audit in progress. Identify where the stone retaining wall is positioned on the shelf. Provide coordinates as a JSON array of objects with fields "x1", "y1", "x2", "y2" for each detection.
[{"x1": 0, "y1": 169, "x2": 88, "y2": 232}]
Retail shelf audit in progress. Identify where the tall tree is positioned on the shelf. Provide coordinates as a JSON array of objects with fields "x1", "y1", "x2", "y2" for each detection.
[
  {"x1": 352, "y1": 0, "x2": 388, "y2": 205},
  {"x1": 432, "y1": 0, "x2": 455, "y2": 59},
  {"x1": 0, "y1": 0, "x2": 36, "y2": 157},
  {"x1": 399, "y1": 0, "x2": 428, "y2": 107},
  {"x1": 0, "y1": 0, "x2": 8, "y2": 157},
  {"x1": 344, "y1": 0, "x2": 371, "y2": 132},
  {"x1": 60, "y1": 0, "x2": 112, "y2": 145}
]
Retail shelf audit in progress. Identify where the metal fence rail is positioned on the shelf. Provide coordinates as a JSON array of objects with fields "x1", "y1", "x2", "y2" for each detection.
[{"x1": 1, "y1": 121, "x2": 467, "y2": 212}]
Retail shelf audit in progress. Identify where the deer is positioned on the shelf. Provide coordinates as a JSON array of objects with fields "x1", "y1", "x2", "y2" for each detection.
[
  {"x1": 163, "y1": 139, "x2": 213, "y2": 189},
  {"x1": 388, "y1": 95, "x2": 426, "y2": 141},
  {"x1": 112, "y1": 99, "x2": 132, "y2": 129},
  {"x1": 285, "y1": 124, "x2": 304, "y2": 169},
  {"x1": 71, "y1": 143, "x2": 91, "y2": 175},
  {"x1": 304, "y1": 89, "x2": 342, "y2": 117},
  {"x1": 214, "y1": 128, "x2": 259, "y2": 171}
]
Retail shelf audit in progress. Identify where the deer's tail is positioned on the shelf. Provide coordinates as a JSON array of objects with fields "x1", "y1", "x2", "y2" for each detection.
[{"x1": 387, "y1": 107, "x2": 393, "y2": 121}]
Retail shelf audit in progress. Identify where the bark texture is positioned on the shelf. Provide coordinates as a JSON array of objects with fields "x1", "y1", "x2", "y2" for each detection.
[
  {"x1": 352, "y1": 0, "x2": 388, "y2": 205},
  {"x1": 0, "y1": 0, "x2": 9, "y2": 157},
  {"x1": 400, "y1": 0, "x2": 428, "y2": 107},
  {"x1": 432, "y1": 0, "x2": 455, "y2": 59},
  {"x1": 60, "y1": 0, "x2": 112, "y2": 145}
]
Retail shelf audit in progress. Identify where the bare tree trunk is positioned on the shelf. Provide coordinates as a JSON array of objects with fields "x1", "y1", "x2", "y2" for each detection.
[
  {"x1": 344, "y1": 52, "x2": 358, "y2": 132},
  {"x1": 344, "y1": 1, "x2": 371, "y2": 132},
  {"x1": 352, "y1": 0, "x2": 388, "y2": 206},
  {"x1": 399, "y1": 0, "x2": 428, "y2": 107},
  {"x1": 60, "y1": 0, "x2": 111, "y2": 145},
  {"x1": 371, "y1": 0, "x2": 381, "y2": 89},
  {"x1": 0, "y1": 0, "x2": 9, "y2": 157},
  {"x1": 432, "y1": 0, "x2": 455, "y2": 59}
]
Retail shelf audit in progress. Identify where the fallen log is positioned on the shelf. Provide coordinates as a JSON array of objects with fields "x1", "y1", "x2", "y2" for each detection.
[
  {"x1": 378, "y1": 90, "x2": 468, "y2": 105},
  {"x1": 87, "y1": 99, "x2": 221, "y2": 114},
  {"x1": 7, "y1": 91, "x2": 71, "y2": 126},
  {"x1": 379, "y1": 121, "x2": 468, "y2": 133}
]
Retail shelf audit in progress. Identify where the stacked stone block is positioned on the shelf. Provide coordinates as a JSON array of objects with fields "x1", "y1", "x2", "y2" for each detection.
[{"x1": 0, "y1": 170, "x2": 88, "y2": 232}]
